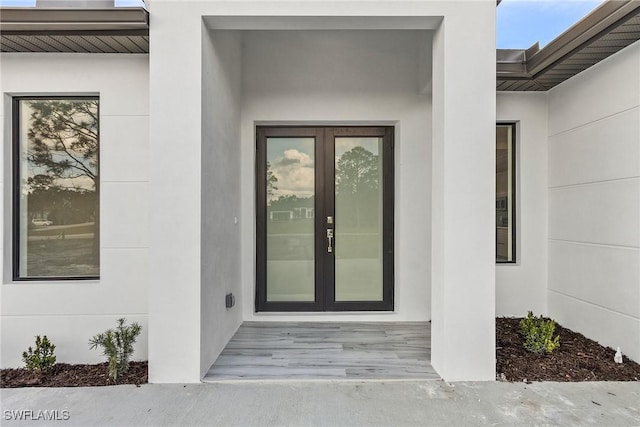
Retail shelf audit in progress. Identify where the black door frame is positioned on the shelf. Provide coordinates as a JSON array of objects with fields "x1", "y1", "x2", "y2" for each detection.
[{"x1": 255, "y1": 126, "x2": 394, "y2": 312}]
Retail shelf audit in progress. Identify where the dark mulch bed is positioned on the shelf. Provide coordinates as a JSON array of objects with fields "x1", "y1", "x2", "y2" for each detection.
[
  {"x1": 497, "y1": 317, "x2": 640, "y2": 382},
  {"x1": 0, "y1": 361, "x2": 147, "y2": 388},
  {"x1": 3, "y1": 319, "x2": 639, "y2": 387}
]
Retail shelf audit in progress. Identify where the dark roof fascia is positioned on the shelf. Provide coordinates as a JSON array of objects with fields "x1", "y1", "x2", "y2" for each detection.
[
  {"x1": 0, "y1": 7, "x2": 149, "y2": 34},
  {"x1": 496, "y1": 43, "x2": 539, "y2": 79},
  {"x1": 526, "y1": 0, "x2": 640, "y2": 77},
  {"x1": 497, "y1": 0, "x2": 640, "y2": 83}
]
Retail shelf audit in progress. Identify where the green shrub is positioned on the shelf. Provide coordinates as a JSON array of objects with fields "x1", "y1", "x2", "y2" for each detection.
[
  {"x1": 89, "y1": 318, "x2": 141, "y2": 381},
  {"x1": 22, "y1": 335, "x2": 56, "y2": 372},
  {"x1": 520, "y1": 311, "x2": 560, "y2": 354}
]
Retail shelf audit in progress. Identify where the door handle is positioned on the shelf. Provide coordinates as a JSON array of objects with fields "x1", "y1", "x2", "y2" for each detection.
[{"x1": 327, "y1": 229, "x2": 334, "y2": 253}]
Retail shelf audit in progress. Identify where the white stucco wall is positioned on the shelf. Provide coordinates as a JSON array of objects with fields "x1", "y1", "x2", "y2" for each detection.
[
  {"x1": 148, "y1": 3, "x2": 202, "y2": 383},
  {"x1": 240, "y1": 30, "x2": 432, "y2": 322},
  {"x1": 200, "y1": 29, "x2": 244, "y2": 377},
  {"x1": 2, "y1": 2, "x2": 635, "y2": 381},
  {"x1": 496, "y1": 92, "x2": 548, "y2": 316},
  {"x1": 150, "y1": 0, "x2": 496, "y2": 382},
  {"x1": 0, "y1": 54, "x2": 150, "y2": 368},
  {"x1": 0, "y1": 1, "x2": 496, "y2": 382},
  {"x1": 429, "y1": 2, "x2": 496, "y2": 381},
  {"x1": 547, "y1": 40, "x2": 640, "y2": 362}
]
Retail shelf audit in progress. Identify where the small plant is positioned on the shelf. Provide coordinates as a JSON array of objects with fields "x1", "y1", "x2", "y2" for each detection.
[
  {"x1": 89, "y1": 318, "x2": 141, "y2": 381},
  {"x1": 22, "y1": 335, "x2": 56, "y2": 372},
  {"x1": 520, "y1": 311, "x2": 560, "y2": 354}
]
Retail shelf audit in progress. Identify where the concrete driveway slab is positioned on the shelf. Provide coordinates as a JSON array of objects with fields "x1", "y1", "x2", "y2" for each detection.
[{"x1": 1, "y1": 380, "x2": 639, "y2": 426}]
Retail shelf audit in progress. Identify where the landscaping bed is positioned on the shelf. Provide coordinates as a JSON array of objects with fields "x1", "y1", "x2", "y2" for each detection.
[
  {"x1": 497, "y1": 317, "x2": 640, "y2": 382},
  {"x1": 0, "y1": 361, "x2": 147, "y2": 388},
  {"x1": 3, "y1": 318, "x2": 639, "y2": 386}
]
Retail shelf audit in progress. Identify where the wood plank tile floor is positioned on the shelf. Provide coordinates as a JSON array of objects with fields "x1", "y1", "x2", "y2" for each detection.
[{"x1": 203, "y1": 322, "x2": 440, "y2": 381}]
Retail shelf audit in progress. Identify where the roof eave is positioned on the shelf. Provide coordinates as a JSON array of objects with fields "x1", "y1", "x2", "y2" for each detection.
[
  {"x1": 497, "y1": 0, "x2": 640, "y2": 91},
  {"x1": 0, "y1": 7, "x2": 149, "y2": 34},
  {"x1": 526, "y1": 0, "x2": 640, "y2": 76}
]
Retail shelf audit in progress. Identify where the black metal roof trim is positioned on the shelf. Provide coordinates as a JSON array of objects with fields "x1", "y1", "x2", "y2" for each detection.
[{"x1": 497, "y1": 0, "x2": 640, "y2": 91}]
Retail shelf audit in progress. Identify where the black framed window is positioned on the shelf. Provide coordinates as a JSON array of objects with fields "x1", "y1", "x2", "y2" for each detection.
[
  {"x1": 496, "y1": 123, "x2": 516, "y2": 263},
  {"x1": 12, "y1": 97, "x2": 100, "y2": 280}
]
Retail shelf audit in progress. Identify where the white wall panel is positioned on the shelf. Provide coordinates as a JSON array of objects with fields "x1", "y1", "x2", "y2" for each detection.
[
  {"x1": 548, "y1": 40, "x2": 640, "y2": 363},
  {"x1": 548, "y1": 42, "x2": 640, "y2": 136},
  {"x1": 548, "y1": 179, "x2": 640, "y2": 247},
  {"x1": 1, "y1": 54, "x2": 150, "y2": 368},
  {"x1": 242, "y1": 31, "x2": 420, "y2": 95},
  {"x1": 101, "y1": 116, "x2": 150, "y2": 182},
  {"x1": 549, "y1": 108, "x2": 640, "y2": 188},
  {"x1": 549, "y1": 291, "x2": 640, "y2": 363},
  {"x1": 101, "y1": 182, "x2": 149, "y2": 248},
  {"x1": 2, "y1": 248, "x2": 148, "y2": 316},
  {"x1": 549, "y1": 241, "x2": 640, "y2": 318},
  {"x1": 200, "y1": 29, "x2": 243, "y2": 378},
  {"x1": 0, "y1": 115, "x2": 4, "y2": 185},
  {"x1": 0, "y1": 54, "x2": 149, "y2": 117},
  {"x1": 1, "y1": 315, "x2": 148, "y2": 368},
  {"x1": 496, "y1": 92, "x2": 548, "y2": 316}
]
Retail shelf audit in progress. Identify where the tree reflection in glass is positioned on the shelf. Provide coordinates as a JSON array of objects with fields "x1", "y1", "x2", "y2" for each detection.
[
  {"x1": 265, "y1": 138, "x2": 315, "y2": 301},
  {"x1": 334, "y1": 138, "x2": 383, "y2": 302},
  {"x1": 18, "y1": 98, "x2": 99, "y2": 279}
]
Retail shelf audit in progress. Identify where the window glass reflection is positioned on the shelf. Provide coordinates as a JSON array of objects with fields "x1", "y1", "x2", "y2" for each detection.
[
  {"x1": 16, "y1": 98, "x2": 100, "y2": 279},
  {"x1": 496, "y1": 124, "x2": 515, "y2": 262},
  {"x1": 335, "y1": 137, "x2": 383, "y2": 301},
  {"x1": 265, "y1": 137, "x2": 315, "y2": 301}
]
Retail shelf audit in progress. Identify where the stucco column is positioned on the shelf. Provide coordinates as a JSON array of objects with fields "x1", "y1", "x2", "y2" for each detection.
[
  {"x1": 431, "y1": 3, "x2": 497, "y2": 381},
  {"x1": 148, "y1": 3, "x2": 203, "y2": 382}
]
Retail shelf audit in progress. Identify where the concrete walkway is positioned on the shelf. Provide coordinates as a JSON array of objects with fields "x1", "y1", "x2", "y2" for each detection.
[{"x1": 1, "y1": 380, "x2": 639, "y2": 426}]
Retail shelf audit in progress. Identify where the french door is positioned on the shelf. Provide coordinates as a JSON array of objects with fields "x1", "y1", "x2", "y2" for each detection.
[{"x1": 256, "y1": 126, "x2": 394, "y2": 312}]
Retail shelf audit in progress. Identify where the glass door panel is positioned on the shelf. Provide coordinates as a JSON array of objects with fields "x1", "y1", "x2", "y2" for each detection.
[
  {"x1": 265, "y1": 137, "x2": 316, "y2": 302},
  {"x1": 334, "y1": 137, "x2": 383, "y2": 302}
]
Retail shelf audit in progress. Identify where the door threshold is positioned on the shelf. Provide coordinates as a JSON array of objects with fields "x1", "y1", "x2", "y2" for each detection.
[
  {"x1": 202, "y1": 377, "x2": 442, "y2": 384},
  {"x1": 252, "y1": 311, "x2": 398, "y2": 315}
]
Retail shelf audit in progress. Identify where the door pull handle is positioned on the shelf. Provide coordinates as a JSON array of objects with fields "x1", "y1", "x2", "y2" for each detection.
[{"x1": 327, "y1": 229, "x2": 334, "y2": 253}]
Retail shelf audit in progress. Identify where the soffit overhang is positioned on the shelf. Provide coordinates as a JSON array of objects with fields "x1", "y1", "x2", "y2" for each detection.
[
  {"x1": 0, "y1": 7, "x2": 149, "y2": 53},
  {"x1": 497, "y1": 0, "x2": 640, "y2": 91}
]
